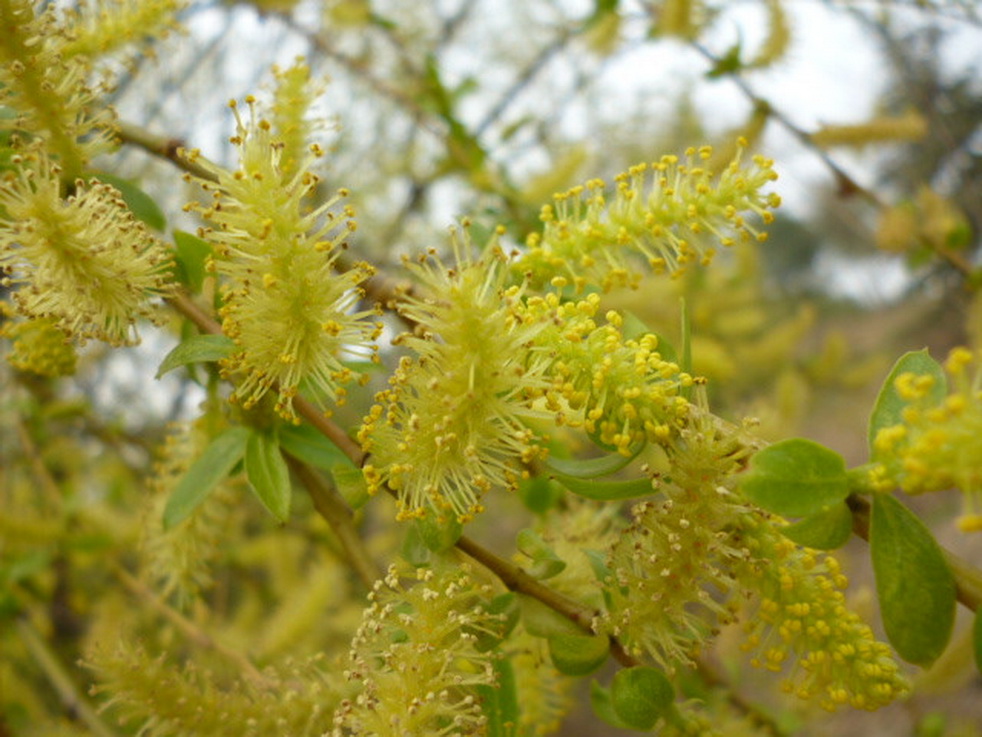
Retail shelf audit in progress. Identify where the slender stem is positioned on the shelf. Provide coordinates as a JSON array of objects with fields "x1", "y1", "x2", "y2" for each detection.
[
  {"x1": 116, "y1": 120, "x2": 218, "y2": 182},
  {"x1": 15, "y1": 616, "x2": 121, "y2": 737},
  {"x1": 110, "y1": 564, "x2": 269, "y2": 686},
  {"x1": 284, "y1": 455, "x2": 380, "y2": 588}
]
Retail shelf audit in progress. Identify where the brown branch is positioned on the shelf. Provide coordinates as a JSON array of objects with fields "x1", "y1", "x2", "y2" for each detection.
[{"x1": 284, "y1": 455, "x2": 379, "y2": 588}]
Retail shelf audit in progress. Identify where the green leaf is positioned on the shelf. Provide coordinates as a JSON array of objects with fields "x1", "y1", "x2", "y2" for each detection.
[
  {"x1": 610, "y1": 666, "x2": 675, "y2": 731},
  {"x1": 156, "y1": 334, "x2": 235, "y2": 378},
  {"x1": 973, "y1": 608, "x2": 982, "y2": 676},
  {"x1": 173, "y1": 230, "x2": 212, "y2": 293},
  {"x1": 868, "y1": 349, "x2": 946, "y2": 460},
  {"x1": 479, "y1": 659, "x2": 519, "y2": 737},
  {"x1": 740, "y1": 438, "x2": 849, "y2": 517},
  {"x1": 590, "y1": 681, "x2": 630, "y2": 730},
  {"x1": 517, "y1": 475, "x2": 563, "y2": 514},
  {"x1": 245, "y1": 430, "x2": 292, "y2": 522},
  {"x1": 400, "y1": 522, "x2": 431, "y2": 567},
  {"x1": 330, "y1": 463, "x2": 370, "y2": 510},
  {"x1": 871, "y1": 493, "x2": 956, "y2": 666},
  {"x1": 471, "y1": 593, "x2": 520, "y2": 653},
  {"x1": 278, "y1": 422, "x2": 349, "y2": 471},
  {"x1": 518, "y1": 594, "x2": 583, "y2": 638},
  {"x1": 781, "y1": 501, "x2": 853, "y2": 550},
  {"x1": 546, "y1": 443, "x2": 643, "y2": 479},
  {"x1": 88, "y1": 171, "x2": 166, "y2": 231},
  {"x1": 706, "y1": 40, "x2": 744, "y2": 78},
  {"x1": 553, "y1": 472, "x2": 655, "y2": 501},
  {"x1": 410, "y1": 514, "x2": 462, "y2": 553},
  {"x1": 163, "y1": 427, "x2": 249, "y2": 529},
  {"x1": 548, "y1": 633, "x2": 609, "y2": 676},
  {"x1": 517, "y1": 529, "x2": 567, "y2": 580}
]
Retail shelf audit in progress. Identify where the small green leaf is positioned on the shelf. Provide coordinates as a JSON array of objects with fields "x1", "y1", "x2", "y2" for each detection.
[
  {"x1": 781, "y1": 501, "x2": 853, "y2": 550},
  {"x1": 479, "y1": 659, "x2": 519, "y2": 737},
  {"x1": 590, "y1": 681, "x2": 630, "y2": 729},
  {"x1": 470, "y1": 593, "x2": 520, "y2": 653},
  {"x1": 156, "y1": 334, "x2": 235, "y2": 378},
  {"x1": 620, "y1": 311, "x2": 678, "y2": 365},
  {"x1": 518, "y1": 475, "x2": 563, "y2": 514},
  {"x1": 871, "y1": 493, "x2": 956, "y2": 666},
  {"x1": 163, "y1": 427, "x2": 249, "y2": 529},
  {"x1": 88, "y1": 172, "x2": 166, "y2": 231},
  {"x1": 610, "y1": 666, "x2": 675, "y2": 731},
  {"x1": 706, "y1": 40, "x2": 744, "y2": 78},
  {"x1": 548, "y1": 633, "x2": 609, "y2": 676},
  {"x1": 517, "y1": 529, "x2": 566, "y2": 580},
  {"x1": 410, "y1": 514, "x2": 462, "y2": 553},
  {"x1": 330, "y1": 464, "x2": 370, "y2": 510},
  {"x1": 546, "y1": 443, "x2": 643, "y2": 479},
  {"x1": 740, "y1": 438, "x2": 849, "y2": 517},
  {"x1": 518, "y1": 594, "x2": 583, "y2": 638},
  {"x1": 400, "y1": 522, "x2": 431, "y2": 567},
  {"x1": 868, "y1": 349, "x2": 946, "y2": 460},
  {"x1": 245, "y1": 430, "x2": 292, "y2": 522},
  {"x1": 278, "y1": 422, "x2": 349, "y2": 471},
  {"x1": 973, "y1": 608, "x2": 982, "y2": 675},
  {"x1": 173, "y1": 230, "x2": 212, "y2": 293},
  {"x1": 553, "y1": 472, "x2": 654, "y2": 501}
]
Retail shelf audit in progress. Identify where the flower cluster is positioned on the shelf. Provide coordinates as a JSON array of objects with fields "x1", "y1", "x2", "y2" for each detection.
[
  {"x1": 0, "y1": 306, "x2": 77, "y2": 377},
  {"x1": 187, "y1": 98, "x2": 381, "y2": 421},
  {"x1": 871, "y1": 347, "x2": 982, "y2": 531},
  {"x1": 359, "y1": 236, "x2": 554, "y2": 522},
  {"x1": 332, "y1": 564, "x2": 502, "y2": 736},
  {"x1": 734, "y1": 517, "x2": 909, "y2": 711},
  {"x1": 0, "y1": 154, "x2": 174, "y2": 346},
  {"x1": 517, "y1": 142, "x2": 780, "y2": 292},
  {"x1": 0, "y1": 0, "x2": 117, "y2": 177},
  {"x1": 527, "y1": 294, "x2": 694, "y2": 455}
]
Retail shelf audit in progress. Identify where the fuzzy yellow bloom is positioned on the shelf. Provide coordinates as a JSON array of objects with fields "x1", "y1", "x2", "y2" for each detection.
[
  {"x1": 360, "y1": 236, "x2": 553, "y2": 522},
  {"x1": 736, "y1": 519, "x2": 909, "y2": 711},
  {"x1": 332, "y1": 565, "x2": 502, "y2": 736},
  {"x1": 188, "y1": 100, "x2": 381, "y2": 421},
  {"x1": 0, "y1": 305, "x2": 77, "y2": 377},
  {"x1": 0, "y1": 154, "x2": 174, "y2": 346},
  {"x1": 872, "y1": 347, "x2": 982, "y2": 530},
  {"x1": 517, "y1": 142, "x2": 780, "y2": 291}
]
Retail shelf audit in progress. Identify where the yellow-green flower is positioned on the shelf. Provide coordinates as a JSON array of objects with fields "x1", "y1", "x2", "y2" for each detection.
[
  {"x1": 871, "y1": 347, "x2": 982, "y2": 531},
  {"x1": 517, "y1": 141, "x2": 780, "y2": 292},
  {"x1": 188, "y1": 99, "x2": 381, "y2": 421},
  {"x1": 735, "y1": 519, "x2": 909, "y2": 711},
  {"x1": 0, "y1": 153, "x2": 174, "y2": 346},
  {"x1": 0, "y1": 310, "x2": 77, "y2": 377},
  {"x1": 360, "y1": 234, "x2": 553, "y2": 522},
  {"x1": 332, "y1": 564, "x2": 501, "y2": 736}
]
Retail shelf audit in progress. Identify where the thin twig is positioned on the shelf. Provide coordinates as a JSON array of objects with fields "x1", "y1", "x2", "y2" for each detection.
[
  {"x1": 284, "y1": 455, "x2": 380, "y2": 588},
  {"x1": 110, "y1": 564, "x2": 269, "y2": 686},
  {"x1": 16, "y1": 616, "x2": 121, "y2": 737}
]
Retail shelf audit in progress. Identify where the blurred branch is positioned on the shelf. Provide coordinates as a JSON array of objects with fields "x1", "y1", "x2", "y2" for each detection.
[{"x1": 16, "y1": 616, "x2": 121, "y2": 737}]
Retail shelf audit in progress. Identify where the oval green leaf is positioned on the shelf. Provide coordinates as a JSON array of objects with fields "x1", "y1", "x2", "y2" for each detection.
[
  {"x1": 156, "y1": 334, "x2": 235, "y2": 378},
  {"x1": 278, "y1": 422, "x2": 349, "y2": 471},
  {"x1": 871, "y1": 493, "x2": 956, "y2": 666},
  {"x1": 868, "y1": 349, "x2": 946, "y2": 461},
  {"x1": 88, "y1": 171, "x2": 166, "y2": 231},
  {"x1": 781, "y1": 501, "x2": 853, "y2": 550},
  {"x1": 740, "y1": 438, "x2": 849, "y2": 517},
  {"x1": 546, "y1": 443, "x2": 644, "y2": 479},
  {"x1": 330, "y1": 464, "x2": 370, "y2": 510},
  {"x1": 478, "y1": 659, "x2": 519, "y2": 737},
  {"x1": 610, "y1": 666, "x2": 675, "y2": 731},
  {"x1": 163, "y1": 427, "x2": 249, "y2": 529},
  {"x1": 590, "y1": 681, "x2": 629, "y2": 730},
  {"x1": 548, "y1": 633, "x2": 609, "y2": 676},
  {"x1": 553, "y1": 472, "x2": 655, "y2": 501},
  {"x1": 173, "y1": 230, "x2": 212, "y2": 293},
  {"x1": 245, "y1": 430, "x2": 292, "y2": 522},
  {"x1": 518, "y1": 594, "x2": 584, "y2": 638}
]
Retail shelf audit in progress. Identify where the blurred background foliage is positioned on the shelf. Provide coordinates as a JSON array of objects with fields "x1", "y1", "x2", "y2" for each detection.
[{"x1": 2, "y1": 0, "x2": 982, "y2": 735}]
